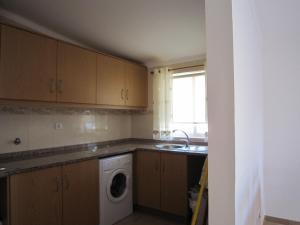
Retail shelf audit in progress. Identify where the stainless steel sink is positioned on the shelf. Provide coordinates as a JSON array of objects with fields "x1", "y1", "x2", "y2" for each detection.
[
  {"x1": 155, "y1": 144, "x2": 208, "y2": 153},
  {"x1": 155, "y1": 144, "x2": 186, "y2": 150}
]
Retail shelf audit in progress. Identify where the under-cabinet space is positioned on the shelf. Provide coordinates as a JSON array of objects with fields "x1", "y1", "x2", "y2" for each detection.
[
  {"x1": 187, "y1": 155, "x2": 207, "y2": 222},
  {"x1": 0, "y1": 178, "x2": 9, "y2": 225},
  {"x1": 187, "y1": 155, "x2": 206, "y2": 189}
]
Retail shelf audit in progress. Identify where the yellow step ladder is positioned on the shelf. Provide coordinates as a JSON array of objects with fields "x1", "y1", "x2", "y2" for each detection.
[{"x1": 191, "y1": 157, "x2": 208, "y2": 225}]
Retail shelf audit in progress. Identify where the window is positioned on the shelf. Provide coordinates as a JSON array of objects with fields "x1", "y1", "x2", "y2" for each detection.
[
  {"x1": 152, "y1": 66, "x2": 208, "y2": 141},
  {"x1": 171, "y1": 70, "x2": 208, "y2": 139}
]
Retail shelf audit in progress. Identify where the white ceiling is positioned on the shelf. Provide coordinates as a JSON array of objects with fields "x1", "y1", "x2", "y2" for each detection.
[{"x1": 0, "y1": 0, "x2": 206, "y2": 67}]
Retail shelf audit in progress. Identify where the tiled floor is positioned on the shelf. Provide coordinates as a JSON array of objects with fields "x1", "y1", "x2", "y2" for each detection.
[
  {"x1": 264, "y1": 222, "x2": 284, "y2": 225},
  {"x1": 116, "y1": 213, "x2": 293, "y2": 225},
  {"x1": 115, "y1": 212, "x2": 185, "y2": 225},
  {"x1": 264, "y1": 220, "x2": 300, "y2": 225}
]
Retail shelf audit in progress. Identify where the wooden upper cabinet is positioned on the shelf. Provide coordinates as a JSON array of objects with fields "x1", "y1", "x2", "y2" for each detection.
[
  {"x1": 97, "y1": 55, "x2": 126, "y2": 106},
  {"x1": 0, "y1": 25, "x2": 57, "y2": 102},
  {"x1": 10, "y1": 167, "x2": 62, "y2": 225},
  {"x1": 62, "y1": 160, "x2": 99, "y2": 225},
  {"x1": 160, "y1": 153, "x2": 187, "y2": 216},
  {"x1": 135, "y1": 151, "x2": 161, "y2": 210},
  {"x1": 97, "y1": 55, "x2": 148, "y2": 108},
  {"x1": 57, "y1": 42, "x2": 97, "y2": 104},
  {"x1": 125, "y1": 63, "x2": 148, "y2": 107},
  {"x1": 0, "y1": 24, "x2": 148, "y2": 108}
]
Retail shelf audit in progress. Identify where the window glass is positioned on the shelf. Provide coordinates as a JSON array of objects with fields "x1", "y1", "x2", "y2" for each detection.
[
  {"x1": 171, "y1": 72, "x2": 207, "y2": 138},
  {"x1": 172, "y1": 77, "x2": 194, "y2": 122}
]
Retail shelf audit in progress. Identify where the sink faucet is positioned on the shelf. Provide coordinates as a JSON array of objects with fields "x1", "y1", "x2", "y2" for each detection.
[{"x1": 172, "y1": 129, "x2": 190, "y2": 148}]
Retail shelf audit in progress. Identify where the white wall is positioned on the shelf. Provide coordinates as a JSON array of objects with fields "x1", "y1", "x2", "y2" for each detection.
[
  {"x1": 0, "y1": 8, "x2": 93, "y2": 50},
  {"x1": 205, "y1": 0, "x2": 236, "y2": 224},
  {"x1": 131, "y1": 113, "x2": 153, "y2": 139},
  {"x1": 206, "y1": 0, "x2": 265, "y2": 224},
  {"x1": 257, "y1": 0, "x2": 300, "y2": 221},
  {"x1": 232, "y1": 1, "x2": 264, "y2": 225}
]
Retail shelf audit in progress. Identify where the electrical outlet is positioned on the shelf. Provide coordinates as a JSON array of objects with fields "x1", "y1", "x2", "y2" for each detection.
[{"x1": 55, "y1": 122, "x2": 63, "y2": 130}]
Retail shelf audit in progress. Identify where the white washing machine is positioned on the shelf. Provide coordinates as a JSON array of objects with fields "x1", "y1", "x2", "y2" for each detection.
[{"x1": 99, "y1": 154, "x2": 133, "y2": 225}]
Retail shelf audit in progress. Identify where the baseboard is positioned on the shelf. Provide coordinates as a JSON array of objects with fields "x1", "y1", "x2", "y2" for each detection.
[{"x1": 265, "y1": 215, "x2": 300, "y2": 225}]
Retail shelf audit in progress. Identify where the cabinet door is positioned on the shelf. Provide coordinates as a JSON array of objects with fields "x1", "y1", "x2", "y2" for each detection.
[
  {"x1": 125, "y1": 63, "x2": 148, "y2": 107},
  {"x1": 97, "y1": 55, "x2": 126, "y2": 106},
  {"x1": 57, "y1": 42, "x2": 97, "y2": 104},
  {"x1": 135, "y1": 151, "x2": 161, "y2": 210},
  {"x1": 10, "y1": 167, "x2": 62, "y2": 225},
  {"x1": 0, "y1": 25, "x2": 57, "y2": 102},
  {"x1": 62, "y1": 160, "x2": 99, "y2": 225},
  {"x1": 161, "y1": 153, "x2": 187, "y2": 216}
]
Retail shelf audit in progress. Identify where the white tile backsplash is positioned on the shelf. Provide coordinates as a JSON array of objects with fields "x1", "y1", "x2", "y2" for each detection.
[
  {"x1": 0, "y1": 114, "x2": 29, "y2": 153},
  {"x1": 0, "y1": 110, "x2": 132, "y2": 154},
  {"x1": 28, "y1": 114, "x2": 56, "y2": 149}
]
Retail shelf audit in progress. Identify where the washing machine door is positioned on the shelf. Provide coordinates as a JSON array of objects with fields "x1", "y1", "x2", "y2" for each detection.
[{"x1": 107, "y1": 168, "x2": 129, "y2": 203}]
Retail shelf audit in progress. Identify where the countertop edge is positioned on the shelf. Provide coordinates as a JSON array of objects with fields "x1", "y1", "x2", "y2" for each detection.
[{"x1": 0, "y1": 143, "x2": 208, "y2": 178}]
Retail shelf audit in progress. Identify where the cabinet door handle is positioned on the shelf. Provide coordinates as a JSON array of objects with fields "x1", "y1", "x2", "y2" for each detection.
[
  {"x1": 57, "y1": 79, "x2": 63, "y2": 94},
  {"x1": 162, "y1": 160, "x2": 165, "y2": 174},
  {"x1": 126, "y1": 89, "x2": 129, "y2": 100},
  {"x1": 63, "y1": 175, "x2": 70, "y2": 190},
  {"x1": 49, "y1": 78, "x2": 56, "y2": 93},
  {"x1": 121, "y1": 89, "x2": 124, "y2": 100}
]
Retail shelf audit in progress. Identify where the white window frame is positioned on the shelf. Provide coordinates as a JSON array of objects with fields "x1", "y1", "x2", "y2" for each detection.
[{"x1": 171, "y1": 70, "x2": 208, "y2": 140}]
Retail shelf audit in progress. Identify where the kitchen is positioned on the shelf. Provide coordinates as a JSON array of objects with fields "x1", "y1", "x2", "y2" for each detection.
[{"x1": 0, "y1": 0, "x2": 208, "y2": 225}]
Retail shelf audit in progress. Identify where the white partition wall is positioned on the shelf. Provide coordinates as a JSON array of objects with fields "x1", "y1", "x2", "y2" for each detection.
[
  {"x1": 206, "y1": 0, "x2": 264, "y2": 225},
  {"x1": 205, "y1": 0, "x2": 236, "y2": 224}
]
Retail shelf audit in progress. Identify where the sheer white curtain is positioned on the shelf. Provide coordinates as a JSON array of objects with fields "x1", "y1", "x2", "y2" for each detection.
[{"x1": 152, "y1": 67, "x2": 173, "y2": 140}]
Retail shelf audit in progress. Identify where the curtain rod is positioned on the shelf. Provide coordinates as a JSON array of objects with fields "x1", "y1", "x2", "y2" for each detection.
[
  {"x1": 150, "y1": 64, "x2": 205, "y2": 74},
  {"x1": 168, "y1": 64, "x2": 204, "y2": 71}
]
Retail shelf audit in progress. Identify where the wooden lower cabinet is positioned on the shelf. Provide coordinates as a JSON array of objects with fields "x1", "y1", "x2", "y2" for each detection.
[
  {"x1": 135, "y1": 151, "x2": 187, "y2": 217},
  {"x1": 10, "y1": 167, "x2": 62, "y2": 225},
  {"x1": 62, "y1": 160, "x2": 99, "y2": 225},
  {"x1": 9, "y1": 160, "x2": 99, "y2": 225},
  {"x1": 135, "y1": 151, "x2": 161, "y2": 210},
  {"x1": 161, "y1": 153, "x2": 187, "y2": 216}
]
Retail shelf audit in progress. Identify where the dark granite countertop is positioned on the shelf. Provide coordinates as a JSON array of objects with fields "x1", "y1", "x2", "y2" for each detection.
[{"x1": 0, "y1": 141, "x2": 208, "y2": 178}]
